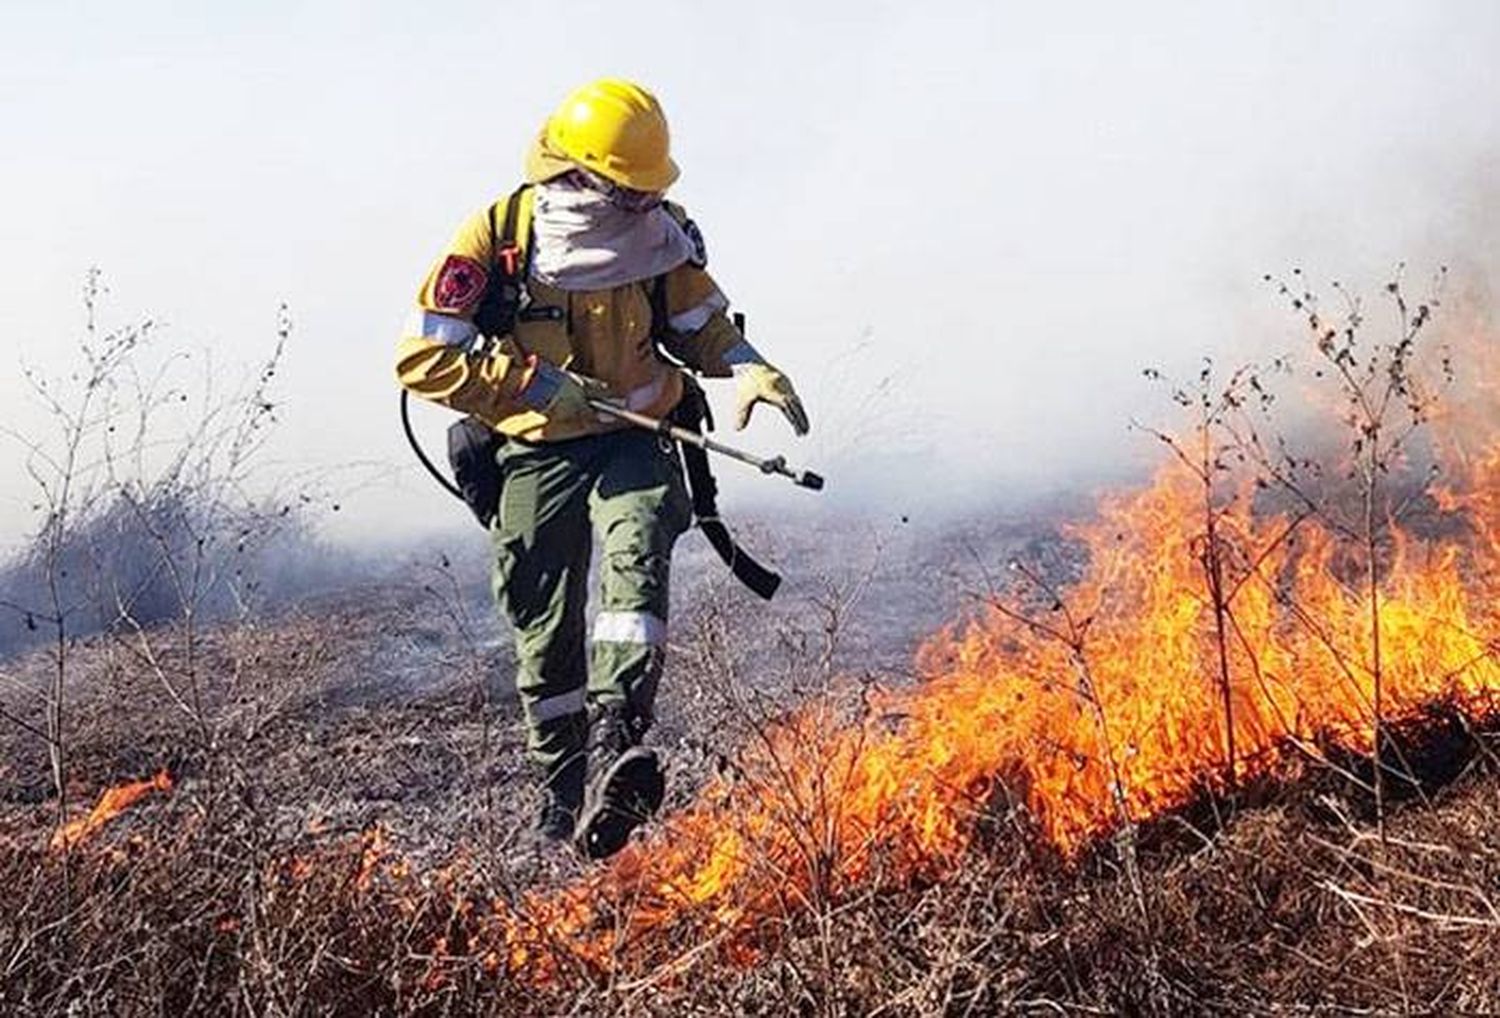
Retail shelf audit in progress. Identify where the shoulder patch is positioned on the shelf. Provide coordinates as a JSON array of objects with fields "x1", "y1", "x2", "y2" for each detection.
[
  {"x1": 433, "y1": 254, "x2": 489, "y2": 312},
  {"x1": 682, "y1": 218, "x2": 707, "y2": 268}
]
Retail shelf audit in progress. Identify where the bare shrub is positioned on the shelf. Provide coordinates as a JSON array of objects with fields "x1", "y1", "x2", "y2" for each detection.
[{"x1": 0, "y1": 272, "x2": 316, "y2": 896}]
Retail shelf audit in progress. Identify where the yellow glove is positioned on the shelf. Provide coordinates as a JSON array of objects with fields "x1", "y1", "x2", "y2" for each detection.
[{"x1": 734, "y1": 363, "x2": 809, "y2": 436}]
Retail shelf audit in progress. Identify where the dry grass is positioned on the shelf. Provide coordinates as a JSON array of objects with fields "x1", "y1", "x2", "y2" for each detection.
[{"x1": 2, "y1": 568, "x2": 1499, "y2": 1016}]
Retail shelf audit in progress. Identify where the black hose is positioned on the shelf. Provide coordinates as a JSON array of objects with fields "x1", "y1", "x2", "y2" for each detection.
[{"x1": 399, "y1": 389, "x2": 464, "y2": 501}]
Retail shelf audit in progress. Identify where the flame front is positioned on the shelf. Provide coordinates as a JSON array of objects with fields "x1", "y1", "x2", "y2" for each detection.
[
  {"x1": 50, "y1": 768, "x2": 173, "y2": 852},
  {"x1": 487, "y1": 316, "x2": 1500, "y2": 979}
]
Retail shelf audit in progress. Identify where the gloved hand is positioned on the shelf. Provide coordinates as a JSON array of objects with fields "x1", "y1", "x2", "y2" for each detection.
[
  {"x1": 734, "y1": 363, "x2": 809, "y2": 436},
  {"x1": 517, "y1": 357, "x2": 611, "y2": 422}
]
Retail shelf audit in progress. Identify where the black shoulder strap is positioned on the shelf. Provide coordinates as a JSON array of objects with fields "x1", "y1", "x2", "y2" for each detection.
[
  {"x1": 472, "y1": 184, "x2": 533, "y2": 340},
  {"x1": 647, "y1": 274, "x2": 672, "y2": 350},
  {"x1": 495, "y1": 182, "x2": 526, "y2": 254}
]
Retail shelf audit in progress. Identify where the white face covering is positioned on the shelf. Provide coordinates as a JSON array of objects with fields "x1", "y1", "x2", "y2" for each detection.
[{"x1": 529, "y1": 174, "x2": 698, "y2": 291}]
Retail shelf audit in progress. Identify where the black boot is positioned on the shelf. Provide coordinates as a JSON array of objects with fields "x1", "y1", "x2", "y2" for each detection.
[
  {"x1": 575, "y1": 705, "x2": 664, "y2": 860},
  {"x1": 533, "y1": 752, "x2": 585, "y2": 845}
]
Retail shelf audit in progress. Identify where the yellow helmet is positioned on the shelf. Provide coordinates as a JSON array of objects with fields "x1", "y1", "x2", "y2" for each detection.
[{"x1": 525, "y1": 78, "x2": 680, "y2": 192}]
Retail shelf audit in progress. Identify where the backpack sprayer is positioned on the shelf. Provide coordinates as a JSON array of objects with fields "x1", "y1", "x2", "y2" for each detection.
[{"x1": 399, "y1": 313, "x2": 823, "y2": 601}]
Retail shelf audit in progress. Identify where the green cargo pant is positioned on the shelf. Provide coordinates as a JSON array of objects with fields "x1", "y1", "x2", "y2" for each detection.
[{"x1": 491, "y1": 427, "x2": 692, "y2": 777}]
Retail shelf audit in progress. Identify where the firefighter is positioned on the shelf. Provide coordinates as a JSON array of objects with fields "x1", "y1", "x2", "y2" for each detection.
[{"x1": 395, "y1": 79, "x2": 809, "y2": 858}]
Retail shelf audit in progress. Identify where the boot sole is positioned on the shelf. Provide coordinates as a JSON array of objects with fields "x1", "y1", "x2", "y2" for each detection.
[{"x1": 576, "y1": 747, "x2": 665, "y2": 860}]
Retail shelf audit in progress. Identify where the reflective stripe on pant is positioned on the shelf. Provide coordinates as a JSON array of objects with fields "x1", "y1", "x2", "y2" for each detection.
[{"x1": 491, "y1": 428, "x2": 690, "y2": 774}]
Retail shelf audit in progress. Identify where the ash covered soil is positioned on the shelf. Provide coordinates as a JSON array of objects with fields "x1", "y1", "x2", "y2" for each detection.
[{"x1": 0, "y1": 510, "x2": 1045, "y2": 877}]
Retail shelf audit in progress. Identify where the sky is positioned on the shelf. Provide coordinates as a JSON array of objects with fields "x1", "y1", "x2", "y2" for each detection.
[{"x1": 1, "y1": 0, "x2": 1497, "y2": 547}]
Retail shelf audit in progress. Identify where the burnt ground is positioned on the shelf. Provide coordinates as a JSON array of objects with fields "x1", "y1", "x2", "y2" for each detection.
[
  {"x1": 2, "y1": 509, "x2": 1499, "y2": 1015},
  {"x1": 0, "y1": 510, "x2": 1043, "y2": 884}
]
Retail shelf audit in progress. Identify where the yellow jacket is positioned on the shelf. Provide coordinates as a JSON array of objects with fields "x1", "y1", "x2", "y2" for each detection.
[{"x1": 395, "y1": 190, "x2": 743, "y2": 442}]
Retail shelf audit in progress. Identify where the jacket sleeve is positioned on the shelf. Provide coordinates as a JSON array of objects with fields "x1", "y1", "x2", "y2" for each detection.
[
  {"x1": 653, "y1": 206, "x2": 757, "y2": 378},
  {"x1": 656, "y1": 263, "x2": 749, "y2": 378},
  {"x1": 395, "y1": 205, "x2": 532, "y2": 422}
]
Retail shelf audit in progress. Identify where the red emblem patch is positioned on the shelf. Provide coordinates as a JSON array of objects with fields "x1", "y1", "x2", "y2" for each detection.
[{"x1": 432, "y1": 255, "x2": 489, "y2": 312}]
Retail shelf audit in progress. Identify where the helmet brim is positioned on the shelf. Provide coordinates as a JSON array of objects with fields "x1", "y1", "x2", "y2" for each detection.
[
  {"x1": 624, "y1": 155, "x2": 680, "y2": 193},
  {"x1": 524, "y1": 130, "x2": 576, "y2": 184},
  {"x1": 524, "y1": 129, "x2": 680, "y2": 192}
]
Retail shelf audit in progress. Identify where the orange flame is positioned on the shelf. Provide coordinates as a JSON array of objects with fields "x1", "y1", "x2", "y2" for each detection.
[
  {"x1": 480, "y1": 314, "x2": 1500, "y2": 980},
  {"x1": 50, "y1": 768, "x2": 173, "y2": 852}
]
